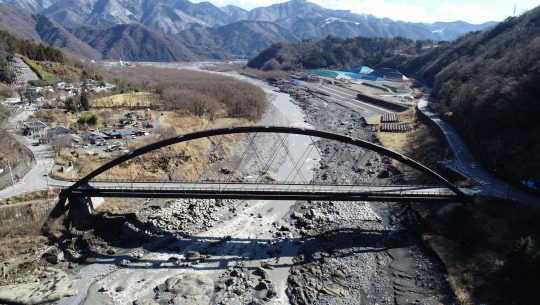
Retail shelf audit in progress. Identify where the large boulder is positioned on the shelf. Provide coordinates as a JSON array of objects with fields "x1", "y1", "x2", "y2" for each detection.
[{"x1": 160, "y1": 273, "x2": 214, "y2": 304}]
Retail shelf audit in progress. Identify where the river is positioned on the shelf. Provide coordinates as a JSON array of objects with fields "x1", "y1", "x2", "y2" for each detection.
[{"x1": 61, "y1": 67, "x2": 319, "y2": 305}]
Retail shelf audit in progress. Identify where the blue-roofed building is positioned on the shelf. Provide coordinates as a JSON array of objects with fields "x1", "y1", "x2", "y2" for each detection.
[
  {"x1": 370, "y1": 68, "x2": 405, "y2": 81},
  {"x1": 339, "y1": 66, "x2": 374, "y2": 75}
]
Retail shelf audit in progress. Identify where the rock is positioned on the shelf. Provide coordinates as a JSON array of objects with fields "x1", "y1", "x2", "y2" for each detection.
[
  {"x1": 215, "y1": 283, "x2": 225, "y2": 291},
  {"x1": 253, "y1": 267, "x2": 269, "y2": 279},
  {"x1": 291, "y1": 212, "x2": 303, "y2": 219},
  {"x1": 162, "y1": 273, "x2": 214, "y2": 304},
  {"x1": 225, "y1": 278, "x2": 235, "y2": 286},
  {"x1": 0, "y1": 268, "x2": 77, "y2": 305},
  {"x1": 186, "y1": 251, "x2": 201, "y2": 260},
  {"x1": 266, "y1": 288, "x2": 277, "y2": 298},
  {"x1": 116, "y1": 286, "x2": 125, "y2": 292},
  {"x1": 42, "y1": 248, "x2": 64, "y2": 265},
  {"x1": 378, "y1": 170, "x2": 390, "y2": 178},
  {"x1": 260, "y1": 261, "x2": 274, "y2": 270},
  {"x1": 233, "y1": 287, "x2": 245, "y2": 296},
  {"x1": 320, "y1": 285, "x2": 348, "y2": 297},
  {"x1": 255, "y1": 281, "x2": 269, "y2": 291},
  {"x1": 98, "y1": 287, "x2": 107, "y2": 293},
  {"x1": 220, "y1": 167, "x2": 234, "y2": 175},
  {"x1": 230, "y1": 269, "x2": 242, "y2": 277},
  {"x1": 279, "y1": 224, "x2": 291, "y2": 232}
]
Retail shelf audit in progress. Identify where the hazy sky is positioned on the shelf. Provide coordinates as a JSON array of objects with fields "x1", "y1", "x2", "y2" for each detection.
[{"x1": 194, "y1": 0, "x2": 540, "y2": 24}]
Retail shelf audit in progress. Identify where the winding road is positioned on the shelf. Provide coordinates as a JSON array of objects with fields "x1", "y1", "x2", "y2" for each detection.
[
  {"x1": 298, "y1": 80, "x2": 540, "y2": 206},
  {"x1": 417, "y1": 98, "x2": 540, "y2": 207}
]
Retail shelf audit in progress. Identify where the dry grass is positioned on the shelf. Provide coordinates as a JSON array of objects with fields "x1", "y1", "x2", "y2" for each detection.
[
  {"x1": 0, "y1": 235, "x2": 49, "y2": 261},
  {"x1": 39, "y1": 61, "x2": 82, "y2": 82},
  {"x1": 0, "y1": 189, "x2": 59, "y2": 206},
  {"x1": 102, "y1": 67, "x2": 267, "y2": 120},
  {"x1": 90, "y1": 92, "x2": 160, "y2": 108},
  {"x1": 30, "y1": 109, "x2": 77, "y2": 128},
  {"x1": 94, "y1": 197, "x2": 144, "y2": 213},
  {"x1": 49, "y1": 111, "x2": 251, "y2": 181}
]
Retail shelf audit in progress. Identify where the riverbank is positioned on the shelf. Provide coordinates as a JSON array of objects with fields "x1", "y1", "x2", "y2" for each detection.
[
  {"x1": 275, "y1": 84, "x2": 456, "y2": 305},
  {"x1": 0, "y1": 67, "x2": 457, "y2": 305}
]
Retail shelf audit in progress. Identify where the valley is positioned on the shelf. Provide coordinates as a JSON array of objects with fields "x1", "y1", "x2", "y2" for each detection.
[
  {"x1": 0, "y1": 1, "x2": 538, "y2": 305},
  {"x1": 0, "y1": 0, "x2": 496, "y2": 61}
]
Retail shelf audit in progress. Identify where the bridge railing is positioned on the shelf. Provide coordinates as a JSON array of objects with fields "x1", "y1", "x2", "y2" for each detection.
[
  {"x1": 82, "y1": 178, "x2": 442, "y2": 188},
  {"x1": 64, "y1": 185, "x2": 456, "y2": 196}
]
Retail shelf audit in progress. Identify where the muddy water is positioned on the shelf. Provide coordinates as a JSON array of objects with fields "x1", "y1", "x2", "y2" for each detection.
[{"x1": 71, "y1": 70, "x2": 319, "y2": 305}]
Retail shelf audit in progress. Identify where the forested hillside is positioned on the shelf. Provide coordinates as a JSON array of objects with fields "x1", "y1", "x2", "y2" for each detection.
[
  {"x1": 403, "y1": 7, "x2": 540, "y2": 190},
  {"x1": 249, "y1": 6, "x2": 540, "y2": 192},
  {"x1": 0, "y1": 29, "x2": 65, "y2": 83},
  {"x1": 247, "y1": 36, "x2": 435, "y2": 70}
]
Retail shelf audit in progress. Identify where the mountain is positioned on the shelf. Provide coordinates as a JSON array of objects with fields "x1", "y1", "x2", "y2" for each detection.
[
  {"x1": 0, "y1": 28, "x2": 66, "y2": 83},
  {"x1": 69, "y1": 23, "x2": 199, "y2": 61},
  {"x1": 0, "y1": 0, "x2": 53, "y2": 12},
  {"x1": 247, "y1": 36, "x2": 426, "y2": 70},
  {"x1": 0, "y1": 0, "x2": 496, "y2": 41},
  {"x1": 0, "y1": 0, "x2": 499, "y2": 60},
  {"x1": 177, "y1": 20, "x2": 298, "y2": 57},
  {"x1": 220, "y1": 5, "x2": 247, "y2": 21},
  {"x1": 238, "y1": 0, "x2": 495, "y2": 41},
  {"x1": 40, "y1": 0, "x2": 230, "y2": 34},
  {"x1": 398, "y1": 8, "x2": 540, "y2": 189},
  {"x1": 41, "y1": 0, "x2": 98, "y2": 27},
  {"x1": 0, "y1": 4, "x2": 100, "y2": 59}
]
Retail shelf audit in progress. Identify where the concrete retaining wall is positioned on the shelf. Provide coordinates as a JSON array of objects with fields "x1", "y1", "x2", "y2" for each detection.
[
  {"x1": 356, "y1": 92, "x2": 410, "y2": 112},
  {"x1": 0, "y1": 199, "x2": 57, "y2": 235}
]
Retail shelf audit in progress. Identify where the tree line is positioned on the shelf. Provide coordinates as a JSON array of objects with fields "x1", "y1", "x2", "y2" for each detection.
[
  {"x1": 247, "y1": 36, "x2": 437, "y2": 71},
  {"x1": 102, "y1": 67, "x2": 267, "y2": 121},
  {"x1": 397, "y1": 8, "x2": 540, "y2": 192}
]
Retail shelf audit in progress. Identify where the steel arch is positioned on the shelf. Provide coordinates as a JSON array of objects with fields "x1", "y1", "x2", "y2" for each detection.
[{"x1": 66, "y1": 126, "x2": 464, "y2": 197}]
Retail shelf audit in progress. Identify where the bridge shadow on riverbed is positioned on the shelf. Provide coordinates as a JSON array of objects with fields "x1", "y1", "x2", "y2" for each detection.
[{"x1": 53, "y1": 211, "x2": 412, "y2": 271}]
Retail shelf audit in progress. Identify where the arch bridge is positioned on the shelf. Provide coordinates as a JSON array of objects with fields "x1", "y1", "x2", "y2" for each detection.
[{"x1": 62, "y1": 126, "x2": 471, "y2": 203}]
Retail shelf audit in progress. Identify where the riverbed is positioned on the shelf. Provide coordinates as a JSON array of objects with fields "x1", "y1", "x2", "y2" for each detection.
[{"x1": 61, "y1": 68, "x2": 320, "y2": 305}]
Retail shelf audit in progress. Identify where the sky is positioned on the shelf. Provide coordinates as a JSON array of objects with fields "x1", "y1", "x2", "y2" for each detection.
[{"x1": 194, "y1": 0, "x2": 540, "y2": 24}]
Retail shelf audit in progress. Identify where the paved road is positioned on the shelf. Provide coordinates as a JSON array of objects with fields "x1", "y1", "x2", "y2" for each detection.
[
  {"x1": 301, "y1": 80, "x2": 540, "y2": 206},
  {"x1": 11, "y1": 57, "x2": 39, "y2": 86},
  {"x1": 418, "y1": 98, "x2": 540, "y2": 207},
  {"x1": 0, "y1": 108, "x2": 61, "y2": 199},
  {"x1": 68, "y1": 181, "x2": 472, "y2": 201}
]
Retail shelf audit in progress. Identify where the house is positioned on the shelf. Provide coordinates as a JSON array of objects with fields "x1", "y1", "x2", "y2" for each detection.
[
  {"x1": 3, "y1": 97, "x2": 22, "y2": 107},
  {"x1": 28, "y1": 87, "x2": 43, "y2": 94},
  {"x1": 81, "y1": 131, "x2": 105, "y2": 143},
  {"x1": 118, "y1": 128, "x2": 148, "y2": 138},
  {"x1": 101, "y1": 129, "x2": 122, "y2": 139},
  {"x1": 48, "y1": 127, "x2": 71, "y2": 137},
  {"x1": 53, "y1": 81, "x2": 67, "y2": 90},
  {"x1": 82, "y1": 79, "x2": 96, "y2": 90},
  {"x1": 23, "y1": 121, "x2": 47, "y2": 136}
]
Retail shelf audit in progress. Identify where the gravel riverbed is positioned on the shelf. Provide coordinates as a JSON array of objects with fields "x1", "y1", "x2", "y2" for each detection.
[{"x1": 0, "y1": 72, "x2": 457, "y2": 305}]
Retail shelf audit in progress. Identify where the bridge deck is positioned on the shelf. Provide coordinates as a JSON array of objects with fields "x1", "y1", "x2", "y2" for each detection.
[{"x1": 65, "y1": 182, "x2": 471, "y2": 202}]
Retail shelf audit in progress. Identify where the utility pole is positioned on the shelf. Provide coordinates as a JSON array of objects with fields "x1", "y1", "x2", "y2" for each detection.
[{"x1": 513, "y1": 4, "x2": 517, "y2": 16}]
